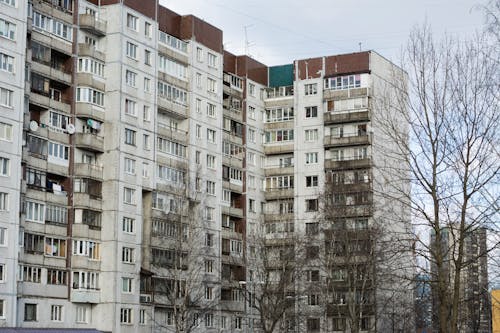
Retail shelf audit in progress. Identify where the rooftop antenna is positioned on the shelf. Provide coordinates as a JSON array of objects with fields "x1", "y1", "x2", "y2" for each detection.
[{"x1": 244, "y1": 25, "x2": 255, "y2": 57}]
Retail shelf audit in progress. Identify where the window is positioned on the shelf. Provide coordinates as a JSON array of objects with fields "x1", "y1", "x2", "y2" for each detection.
[
  {"x1": 158, "y1": 55, "x2": 187, "y2": 80},
  {"x1": 207, "y1": 77, "x2": 217, "y2": 93},
  {"x1": 139, "y1": 309, "x2": 146, "y2": 325},
  {"x1": 76, "y1": 87, "x2": 104, "y2": 106},
  {"x1": 73, "y1": 271, "x2": 99, "y2": 290},
  {"x1": 123, "y1": 187, "x2": 135, "y2": 204},
  {"x1": 144, "y1": 21, "x2": 152, "y2": 37},
  {"x1": 76, "y1": 306, "x2": 88, "y2": 323},
  {"x1": 122, "y1": 247, "x2": 134, "y2": 263},
  {"x1": 125, "y1": 99, "x2": 137, "y2": 116},
  {"x1": 205, "y1": 207, "x2": 215, "y2": 221},
  {"x1": 142, "y1": 162, "x2": 149, "y2": 178},
  {"x1": 0, "y1": 18, "x2": 16, "y2": 40},
  {"x1": 207, "y1": 52, "x2": 217, "y2": 67},
  {"x1": 45, "y1": 237, "x2": 66, "y2": 257},
  {"x1": 48, "y1": 142, "x2": 69, "y2": 163},
  {"x1": 235, "y1": 317, "x2": 242, "y2": 330},
  {"x1": 0, "y1": 0, "x2": 16, "y2": 6},
  {"x1": 77, "y1": 57, "x2": 104, "y2": 77},
  {"x1": 246, "y1": 128, "x2": 256, "y2": 143},
  {"x1": 308, "y1": 294, "x2": 320, "y2": 305},
  {"x1": 0, "y1": 227, "x2": 5, "y2": 246},
  {"x1": 206, "y1": 154, "x2": 216, "y2": 169},
  {"x1": 158, "y1": 31, "x2": 188, "y2": 52},
  {"x1": 72, "y1": 240, "x2": 100, "y2": 260},
  {"x1": 126, "y1": 13, "x2": 137, "y2": 30},
  {"x1": 249, "y1": 199, "x2": 256, "y2": 213},
  {"x1": 207, "y1": 129, "x2": 216, "y2": 143},
  {"x1": 325, "y1": 74, "x2": 361, "y2": 90},
  {"x1": 306, "y1": 222, "x2": 319, "y2": 235},
  {"x1": 124, "y1": 157, "x2": 136, "y2": 174},
  {"x1": 196, "y1": 47, "x2": 203, "y2": 62},
  {"x1": 125, "y1": 70, "x2": 136, "y2": 87},
  {"x1": 305, "y1": 152, "x2": 318, "y2": 164},
  {"x1": 0, "y1": 157, "x2": 8, "y2": 176},
  {"x1": 306, "y1": 270, "x2": 320, "y2": 282},
  {"x1": 205, "y1": 313, "x2": 214, "y2": 327},
  {"x1": 157, "y1": 137, "x2": 186, "y2": 158},
  {"x1": 0, "y1": 52, "x2": 13, "y2": 73},
  {"x1": 157, "y1": 165, "x2": 185, "y2": 186},
  {"x1": 0, "y1": 263, "x2": 4, "y2": 282},
  {"x1": 121, "y1": 308, "x2": 132, "y2": 324},
  {"x1": 46, "y1": 204, "x2": 67, "y2": 224},
  {"x1": 0, "y1": 192, "x2": 7, "y2": 211},
  {"x1": 0, "y1": 299, "x2": 3, "y2": 318},
  {"x1": 248, "y1": 105, "x2": 256, "y2": 119},
  {"x1": 124, "y1": 128, "x2": 136, "y2": 145},
  {"x1": 205, "y1": 286, "x2": 213, "y2": 299},
  {"x1": 51, "y1": 305, "x2": 63, "y2": 322},
  {"x1": 142, "y1": 106, "x2": 151, "y2": 122},
  {"x1": 0, "y1": 122, "x2": 12, "y2": 141},
  {"x1": 306, "y1": 175, "x2": 318, "y2": 187},
  {"x1": 264, "y1": 175, "x2": 294, "y2": 190},
  {"x1": 126, "y1": 42, "x2": 137, "y2": 59},
  {"x1": 304, "y1": 83, "x2": 317, "y2": 95},
  {"x1": 49, "y1": 111, "x2": 69, "y2": 131},
  {"x1": 25, "y1": 201, "x2": 44, "y2": 222},
  {"x1": 207, "y1": 103, "x2": 216, "y2": 117},
  {"x1": 24, "y1": 303, "x2": 37, "y2": 321},
  {"x1": 265, "y1": 107, "x2": 294, "y2": 122},
  {"x1": 157, "y1": 80, "x2": 188, "y2": 105},
  {"x1": 0, "y1": 87, "x2": 13, "y2": 107},
  {"x1": 305, "y1": 129, "x2": 318, "y2": 141},
  {"x1": 249, "y1": 83, "x2": 256, "y2": 96},
  {"x1": 47, "y1": 269, "x2": 67, "y2": 285},
  {"x1": 206, "y1": 181, "x2": 216, "y2": 195},
  {"x1": 122, "y1": 217, "x2": 135, "y2": 233},
  {"x1": 196, "y1": 125, "x2": 202, "y2": 138},
  {"x1": 264, "y1": 129, "x2": 294, "y2": 143},
  {"x1": 306, "y1": 199, "x2": 318, "y2": 212},
  {"x1": 221, "y1": 316, "x2": 226, "y2": 329},
  {"x1": 205, "y1": 260, "x2": 213, "y2": 273},
  {"x1": 122, "y1": 277, "x2": 134, "y2": 293},
  {"x1": 19, "y1": 265, "x2": 41, "y2": 282},
  {"x1": 305, "y1": 105, "x2": 318, "y2": 118}
]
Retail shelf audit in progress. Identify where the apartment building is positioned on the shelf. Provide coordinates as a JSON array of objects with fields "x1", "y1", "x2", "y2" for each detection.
[{"x1": 0, "y1": 0, "x2": 411, "y2": 331}]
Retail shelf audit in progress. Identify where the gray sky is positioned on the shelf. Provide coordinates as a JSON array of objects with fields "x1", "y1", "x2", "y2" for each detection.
[{"x1": 160, "y1": 0, "x2": 487, "y2": 66}]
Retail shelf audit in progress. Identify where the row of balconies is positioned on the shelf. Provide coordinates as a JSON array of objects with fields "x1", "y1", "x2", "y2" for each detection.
[{"x1": 323, "y1": 133, "x2": 372, "y2": 148}]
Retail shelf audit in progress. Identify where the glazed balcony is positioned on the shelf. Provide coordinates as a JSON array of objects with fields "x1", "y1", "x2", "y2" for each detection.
[
  {"x1": 79, "y1": 14, "x2": 107, "y2": 36},
  {"x1": 264, "y1": 188, "x2": 294, "y2": 201},
  {"x1": 323, "y1": 87, "x2": 370, "y2": 100}
]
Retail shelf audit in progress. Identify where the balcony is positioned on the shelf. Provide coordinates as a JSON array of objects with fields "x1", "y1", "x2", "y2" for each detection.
[
  {"x1": 328, "y1": 204, "x2": 373, "y2": 218},
  {"x1": 264, "y1": 188, "x2": 294, "y2": 200},
  {"x1": 222, "y1": 156, "x2": 243, "y2": 169},
  {"x1": 324, "y1": 110, "x2": 371, "y2": 125},
  {"x1": 156, "y1": 123, "x2": 188, "y2": 143},
  {"x1": 71, "y1": 288, "x2": 100, "y2": 304},
  {"x1": 323, "y1": 134, "x2": 371, "y2": 148},
  {"x1": 78, "y1": 43, "x2": 105, "y2": 62},
  {"x1": 323, "y1": 87, "x2": 370, "y2": 100},
  {"x1": 222, "y1": 180, "x2": 243, "y2": 194},
  {"x1": 222, "y1": 206, "x2": 244, "y2": 219},
  {"x1": 79, "y1": 14, "x2": 107, "y2": 36},
  {"x1": 29, "y1": 92, "x2": 71, "y2": 114},
  {"x1": 76, "y1": 73, "x2": 105, "y2": 91},
  {"x1": 74, "y1": 133, "x2": 104, "y2": 153},
  {"x1": 73, "y1": 192, "x2": 102, "y2": 210},
  {"x1": 75, "y1": 103, "x2": 105, "y2": 122},
  {"x1": 25, "y1": 186, "x2": 68, "y2": 206},
  {"x1": 157, "y1": 96, "x2": 188, "y2": 119},
  {"x1": 220, "y1": 300, "x2": 245, "y2": 313},
  {"x1": 31, "y1": 29, "x2": 72, "y2": 55},
  {"x1": 264, "y1": 213, "x2": 294, "y2": 222},
  {"x1": 325, "y1": 158, "x2": 372, "y2": 170},
  {"x1": 31, "y1": 61, "x2": 72, "y2": 85},
  {"x1": 264, "y1": 143, "x2": 294, "y2": 155},
  {"x1": 264, "y1": 86, "x2": 294, "y2": 100},
  {"x1": 264, "y1": 166, "x2": 294, "y2": 177},
  {"x1": 74, "y1": 163, "x2": 103, "y2": 180}
]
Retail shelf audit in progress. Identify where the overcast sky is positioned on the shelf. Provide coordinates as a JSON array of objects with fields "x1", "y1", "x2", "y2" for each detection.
[{"x1": 160, "y1": 0, "x2": 487, "y2": 66}]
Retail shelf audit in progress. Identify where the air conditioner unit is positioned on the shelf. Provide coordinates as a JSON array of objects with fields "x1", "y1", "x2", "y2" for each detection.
[{"x1": 140, "y1": 294, "x2": 152, "y2": 303}]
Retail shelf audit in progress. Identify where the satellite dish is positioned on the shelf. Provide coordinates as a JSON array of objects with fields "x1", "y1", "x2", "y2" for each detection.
[
  {"x1": 29, "y1": 121, "x2": 38, "y2": 132},
  {"x1": 67, "y1": 124, "x2": 76, "y2": 134}
]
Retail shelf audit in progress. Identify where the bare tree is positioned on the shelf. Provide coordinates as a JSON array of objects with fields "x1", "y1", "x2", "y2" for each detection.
[
  {"x1": 244, "y1": 225, "x2": 305, "y2": 333},
  {"x1": 375, "y1": 24, "x2": 499, "y2": 333},
  {"x1": 142, "y1": 186, "x2": 219, "y2": 333}
]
